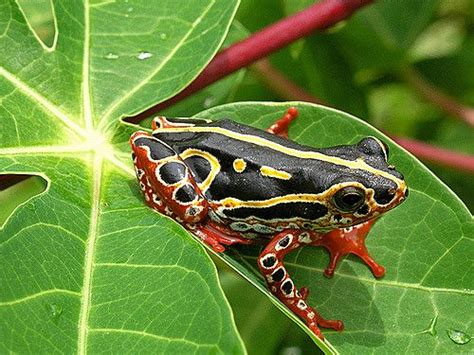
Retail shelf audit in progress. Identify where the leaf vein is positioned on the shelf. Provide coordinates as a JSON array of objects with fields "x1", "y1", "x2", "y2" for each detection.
[
  {"x1": 88, "y1": 328, "x2": 218, "y2": 349},
  {"x1": 0, "y1": 289, "x2": 80, "y2": 306}
]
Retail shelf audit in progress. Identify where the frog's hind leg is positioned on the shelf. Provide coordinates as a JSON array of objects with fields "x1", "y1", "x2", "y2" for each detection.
[
  {"x1": 258, "y1": 229, "x2": 344, "y2": 339},
  {"x1": 131, "y1": 131, "x2": 237, "y2": 253},
  {"x1": 130, "y1": 131, "x2": 209, "y2": 223},
  {"x1": 267, "y1": 107, "x2": 299, "y2": 138}
]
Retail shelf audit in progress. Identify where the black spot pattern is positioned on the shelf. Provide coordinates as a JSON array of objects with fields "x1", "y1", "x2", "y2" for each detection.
[
  {"x1": 158, "y1": 162, "x2": 186, "y2": 185},
  {"x1": 183, "y1": 156, "x2": 212, "y2": 184},
  {"x1": 262, "y1": 255, "x2": 277, "y2": 268},
  {"x1": 281, "y1": 280, "x2": 293, "y2": 295},
  {"x1": 374, "y1": 188, "x2": 396, "y2": 204},
  {"x1": 133, "y1": 137, "x2": 175, "y2": 160},
  {"x1": 175, "y1": 183, "x2": 197, "y2": 203},
  {"x1": 357, "y1": 204, "x2": 369, "y2": 215},
  {"x1": 278, "y1": 235, "x2": 291, "y2": 249},
  {"x1": 271, "y1": 268, "x2": 285, "y2": 283}
]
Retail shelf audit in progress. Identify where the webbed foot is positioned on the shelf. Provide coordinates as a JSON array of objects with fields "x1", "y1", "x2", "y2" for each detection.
[{"x1": 313, "y1": 219, "x2": 385, "y2": 278}]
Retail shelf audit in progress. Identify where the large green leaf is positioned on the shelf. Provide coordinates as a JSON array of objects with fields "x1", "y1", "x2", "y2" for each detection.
[
  {"x1": 0, "y1": 0, "x2": 245, "y2": 353},
  {"x1": 195, "y1": 102, "x2": 473, "y2": 354}
]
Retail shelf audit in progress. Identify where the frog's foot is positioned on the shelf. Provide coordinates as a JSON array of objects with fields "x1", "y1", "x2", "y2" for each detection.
[
  {"x1": 190, "y1": 222, "x2": 255, "y2": 253},
  {"x1": 267, "y1": 107, "x2": 299, "y2": 138},
  {"x1": 258, "y1": 229, "x2": 344, "y2": 339},
  {"x1": 312, "y1": 219, "x2": 385, "y2": 278},
  {"x1": 188, "y1": 224, "x2": 226, "y2": 253}
]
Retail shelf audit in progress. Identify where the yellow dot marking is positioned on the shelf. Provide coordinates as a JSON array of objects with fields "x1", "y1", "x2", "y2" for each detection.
[
  {"x1": 260, "y1": 166, "x2": 291, "y2": 180},
  {"x1": 233, "y1": 159, "x2": 247, "y2": 173}
]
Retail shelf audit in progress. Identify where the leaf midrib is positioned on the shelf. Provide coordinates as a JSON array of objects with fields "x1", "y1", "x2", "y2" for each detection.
[{"x1": 77, "y1": 154, "x2": 102, "y2": 355}]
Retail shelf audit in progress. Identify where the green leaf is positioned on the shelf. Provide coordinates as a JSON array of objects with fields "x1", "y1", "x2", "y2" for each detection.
[
  {"x1": 0, "y1": 0, "x2": 244, "y2": 353},
  {"x1": 195, "y1": 102, "x2": 474, "y2": 354}
]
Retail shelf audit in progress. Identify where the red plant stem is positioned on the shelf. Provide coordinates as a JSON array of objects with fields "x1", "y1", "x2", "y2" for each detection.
[
  {"x1": 252, "y1": 59, "x2": 327, "y2": 104},
  {"x1": 126, "y1": 0, "x2": 373, "y2": 123},
  {"x1": 392, "y1": 137, "x2": 474, "y2": 174},
  {"x1": 401, "y1": 66, "x2": 474, "y2": 127},
  {"x1": 252, "y1": 59, "x2": 474, "y2": 174}
]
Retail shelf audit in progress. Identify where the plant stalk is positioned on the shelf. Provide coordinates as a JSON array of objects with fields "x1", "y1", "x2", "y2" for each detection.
[{"x1": 400, "y1": 66, "x2": 474, "y2": 127}]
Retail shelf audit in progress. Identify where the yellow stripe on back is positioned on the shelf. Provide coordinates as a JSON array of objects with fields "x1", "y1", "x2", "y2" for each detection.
[{"x1": 157, "y1": 126, "x2": 405, "y2": 188}]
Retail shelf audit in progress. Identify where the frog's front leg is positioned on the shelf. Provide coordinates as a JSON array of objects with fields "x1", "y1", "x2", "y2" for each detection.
[
  {"x1": 258, "y1": 229, "x2": 344, "y2": 339},
  {"x1": 131, "y1": 131, "x2": 209, "y2": 221},
  {"x1": 313, "y1": 219, "x2": 385, "y2": 278}
]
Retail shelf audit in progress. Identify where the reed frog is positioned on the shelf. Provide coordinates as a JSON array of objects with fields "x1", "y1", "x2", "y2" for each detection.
[{"x1": 130, "y1": 107, "x2": 408, "y2": 339}]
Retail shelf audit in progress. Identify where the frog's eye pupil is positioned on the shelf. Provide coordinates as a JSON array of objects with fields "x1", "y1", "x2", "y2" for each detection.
[{"x1": 333, "y1": 187, "x2": 365, "y2": 212}]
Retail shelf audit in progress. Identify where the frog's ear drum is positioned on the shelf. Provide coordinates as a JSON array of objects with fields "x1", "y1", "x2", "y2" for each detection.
[{"x1": 357, "y1": 137, "x2": 389, "y2": 161}]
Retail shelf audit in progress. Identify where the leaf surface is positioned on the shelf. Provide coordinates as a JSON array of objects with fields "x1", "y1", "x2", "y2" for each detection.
[{"x1": 0, "y1": 0, "x2": 244, "y2": 353}]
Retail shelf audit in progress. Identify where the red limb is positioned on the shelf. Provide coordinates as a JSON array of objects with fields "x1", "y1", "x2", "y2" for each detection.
[
  {"x1": 312, "y1": 219, "x2": 385, "y2": 278},
  {"x1": 258, "y1": 229, "x2": 344, "y2": 339},
  {"x1": 267, "y1": 107, "x2": 299, "y2": 137}
]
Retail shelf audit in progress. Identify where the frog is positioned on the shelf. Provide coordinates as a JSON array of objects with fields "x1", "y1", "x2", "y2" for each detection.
[{"x1": 130, "y1": 107, "x2": 408, "y2": 339}]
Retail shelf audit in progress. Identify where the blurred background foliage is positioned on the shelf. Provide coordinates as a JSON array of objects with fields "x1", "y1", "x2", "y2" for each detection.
[{"x1": 7, "y1": 0, "x2": 473, "y2": 353}]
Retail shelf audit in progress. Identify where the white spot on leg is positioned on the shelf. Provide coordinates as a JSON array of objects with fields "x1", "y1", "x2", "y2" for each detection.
[
  {"x1": 297, "y1": 300, "x2": 307, "y2": 310},
  {"x1": 275, "y1": 234, "x2": 293, "y2": 251},
  {"x1": 298, "y1": 232, "x2": 312, "y2": 244},
  {"x1": 280, "y1": 279, "x2": 295, "y2": 298}
]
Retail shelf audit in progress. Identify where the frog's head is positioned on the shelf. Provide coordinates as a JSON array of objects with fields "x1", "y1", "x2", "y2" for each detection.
[{"x1": 319, "y1": 137, "x2": 408, "y2": 228}]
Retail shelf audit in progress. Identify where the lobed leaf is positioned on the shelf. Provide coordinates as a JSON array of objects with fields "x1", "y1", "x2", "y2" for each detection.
[{"x1": 0, "y1": 0, "x2": 244, "y2": 353}]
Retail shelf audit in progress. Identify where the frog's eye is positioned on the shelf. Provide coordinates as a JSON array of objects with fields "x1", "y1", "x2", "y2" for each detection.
[{"x1": 333, "y1": 187, "x2": 365, "y2": 212}]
